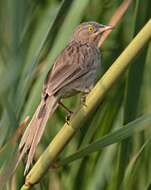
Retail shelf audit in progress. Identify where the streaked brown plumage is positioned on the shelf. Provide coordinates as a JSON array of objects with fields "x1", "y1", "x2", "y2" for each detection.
[{"x1": 18, "y1": 21, "x2": 113, "y2": 174}]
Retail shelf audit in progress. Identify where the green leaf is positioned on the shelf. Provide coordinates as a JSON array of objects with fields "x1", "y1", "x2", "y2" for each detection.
[
  {"x1": 122, "y1": 138, "x2": 151, "y2": 189},
  {"x1": 58, "y1": 113, "x2": 151, "y2": 165}
]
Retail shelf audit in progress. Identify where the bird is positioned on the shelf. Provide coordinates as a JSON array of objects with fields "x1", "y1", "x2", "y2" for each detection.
[{"x1": 18, "y1": 21, "x2": 113, "y2": 175}]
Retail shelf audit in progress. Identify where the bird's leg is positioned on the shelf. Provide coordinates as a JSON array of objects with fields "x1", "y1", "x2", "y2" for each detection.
[
  {"x1": 58, "y1": 100, "x2": 73, "y2": 124},
  {"x1": 58, "y1": 100, "x2": 73, "y2": 114}
]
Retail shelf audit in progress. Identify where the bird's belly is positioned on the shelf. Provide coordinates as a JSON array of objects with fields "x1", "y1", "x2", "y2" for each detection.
[{"x1": 58, "y1": 68, "x2": 97, "y2": 98}]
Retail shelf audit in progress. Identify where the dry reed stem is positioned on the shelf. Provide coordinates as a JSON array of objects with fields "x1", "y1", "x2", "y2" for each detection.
[{"x1": 98, "y1": 0, "x2": 132, "y2": 47}]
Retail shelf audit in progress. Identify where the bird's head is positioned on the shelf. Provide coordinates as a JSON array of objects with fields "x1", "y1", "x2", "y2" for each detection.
[{"x1": 71, "y1": 21, "x2": 113, "y2": 46}]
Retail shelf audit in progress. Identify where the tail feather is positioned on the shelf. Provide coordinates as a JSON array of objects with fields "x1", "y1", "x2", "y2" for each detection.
[
  {"x1": 18, "y1": 95, "x2": 58, "y2": 174},
  {"x1": 19, "y1": 102, "x2": 43, "y2": 150}
]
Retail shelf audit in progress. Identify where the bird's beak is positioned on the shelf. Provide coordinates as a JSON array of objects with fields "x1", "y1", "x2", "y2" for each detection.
[{"x1": 99, "y1": 25, "x2": 114, "y2": 33}]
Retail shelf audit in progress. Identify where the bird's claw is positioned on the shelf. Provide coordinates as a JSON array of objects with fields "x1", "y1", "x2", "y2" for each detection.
[
  {"x1": 65, "y1": 112, "x2": 73, "y2": 125},
  {"x1": 81, "y1": 95, "x2": 87, "y2": 107}
]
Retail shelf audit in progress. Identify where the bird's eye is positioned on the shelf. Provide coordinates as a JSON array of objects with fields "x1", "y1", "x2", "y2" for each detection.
[{"x1": 88, "y1": 25, "x2": 94, "y2": 33}]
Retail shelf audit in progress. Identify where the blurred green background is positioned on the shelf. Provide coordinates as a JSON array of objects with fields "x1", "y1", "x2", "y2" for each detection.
[{"x1": 0, "y1": 0, "x2": 151, "y2": 189}]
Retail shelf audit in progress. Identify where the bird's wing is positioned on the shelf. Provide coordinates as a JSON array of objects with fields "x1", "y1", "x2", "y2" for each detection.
[{"x1": 44, "y1": 42, "x2": 99, "y2": 96}]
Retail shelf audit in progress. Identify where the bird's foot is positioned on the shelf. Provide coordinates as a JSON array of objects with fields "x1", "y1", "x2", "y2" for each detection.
[
  {"x1": 65, "y1": 111, "x2": 74, "y2": 125},
  {"x1": 81, "y1": 95, "x2": 87, "y2": 107}
]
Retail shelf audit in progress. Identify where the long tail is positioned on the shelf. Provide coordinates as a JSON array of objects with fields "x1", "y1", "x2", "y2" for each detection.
[{"x1": 17, "y1": 95, "x2": 58, "y2": 175}]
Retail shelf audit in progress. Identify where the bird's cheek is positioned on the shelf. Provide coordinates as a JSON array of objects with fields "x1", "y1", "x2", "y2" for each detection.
[
  {"x1": 92, "y1": 34, "x2": 100, "y2": 44},
  {"x1": 97, "y1": 34, "x2": 101, "y2": 42}
]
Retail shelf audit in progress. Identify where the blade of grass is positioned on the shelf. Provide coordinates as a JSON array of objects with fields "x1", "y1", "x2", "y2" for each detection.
[
  {"x1": 58, "y1": 113, "x2": 151, "y2": 166},
  {"x1": 116, "y1": 1, "x2": 151, "y2": 188},
  {"x1": 0, "y1": 117, "x2": 29, "y2": 189},
  {"x1": 122, "y1": 138, "x2": 151, "y2": 189}
]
